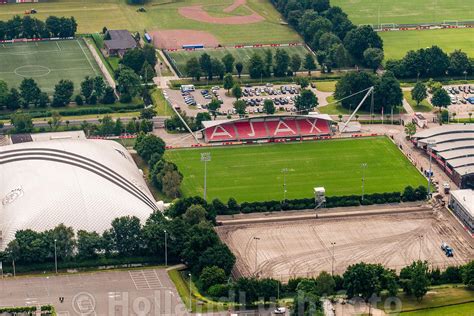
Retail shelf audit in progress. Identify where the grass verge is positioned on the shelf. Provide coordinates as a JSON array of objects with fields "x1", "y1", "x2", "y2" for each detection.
[{"x1": 403, "y1": 91, "x2": 433, "y2": 113}]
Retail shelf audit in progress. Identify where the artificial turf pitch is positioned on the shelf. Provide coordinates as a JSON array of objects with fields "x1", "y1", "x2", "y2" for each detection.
[
  {"x1": 0, "y1": 39, "x2": 102, "y2": 93},
  {"x1": 165, "y1": 137, "x2": 426, "y2": 202},
  {"x1": 167, "y1": 45, "x2": 310, "y2": 76}
]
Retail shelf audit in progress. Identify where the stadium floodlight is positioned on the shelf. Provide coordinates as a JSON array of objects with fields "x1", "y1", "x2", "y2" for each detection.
[
  {"x1": 361, "y1": 163, "x2": 368, "y2": 201},
  {"x1": 188, "y1": 273, "x2": 192, "y2": 311},
  {"x1": 418, "y1": 234, "x2": 424, "y2": 260},
  {"x1": 253, "y1": 236, "x2": 260, "y2": 276},
  {"x1": 164, "y1": 230, "x2": 168, "y2": 267},
  {"x1": 340, "y1": 87, "x2": 374, "y2": 132},
  {"x1": 54, "y1": 238, "x2": 58, "y2": 274},
  {"x1": 426, "y1": 140, "x2": 436, "y2": 198},
  {"x1": 201, "y1": 152, "x2": 211, "y2": 200}
]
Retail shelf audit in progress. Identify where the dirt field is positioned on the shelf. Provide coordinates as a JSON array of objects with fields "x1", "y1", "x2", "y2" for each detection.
[
  {"x1": 151, "y1": 30, "x2": 219, "y2": 49},
  {"x1": 217, "y1": 206, "x2": 474, "y2": 282}
]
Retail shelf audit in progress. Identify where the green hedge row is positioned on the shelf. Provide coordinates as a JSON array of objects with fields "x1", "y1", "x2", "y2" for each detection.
[
  {"x1": 0, "y1": 255, "x2": 159, "y2": 274},
  {"x1": 0, "y1": 104, "x2": 144, "y2": 120}
]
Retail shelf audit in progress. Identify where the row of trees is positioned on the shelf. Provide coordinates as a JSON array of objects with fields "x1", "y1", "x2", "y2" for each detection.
[
  {"x1": 0, "y1": 15, "x2": 77, "y2": 40},
  {"x1": 120, "y1": 44, "x2": 157, "y2": 83},
  {"x1": 386, "y1": 46, "x2": 473, "y2": 79},
  {"x1": 270, "y1": 0, "x2": 384, "y2": 70},
  {"x1": 334, "y1": 71, "x2": 403, "y2": 113},
  {"x1": 77, "y1": 76, "x2": 115, "y2": 105},
  {"x1": 134, "y1": 134, "x2": 184, "y2": 199}
]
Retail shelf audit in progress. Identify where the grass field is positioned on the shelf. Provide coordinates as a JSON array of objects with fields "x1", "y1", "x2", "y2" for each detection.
[
  {"x1": 0, "y1": 0, "x2": 300, "y2": 45},
  {"x1": 0, "y1": 39, "x2": 101, "y2": 93},
  {"x1": 331, "y1": 0, "x2": 474, "y2": 25},
  {"x1": 165, "y1": 137, "x2": 426, "y2": 202},
  {"x1": 402, "y1": 302, "x2": 474, "y2": 316},
  {"x1": 167, "y1": 45, "x2": 310, "y2": 76},
  {"x1": 381, "y1": 28, "x2": 474, "y2": 60},
  {"x1": 403, "y1": 91, "x2": 433, "y2": 113}
]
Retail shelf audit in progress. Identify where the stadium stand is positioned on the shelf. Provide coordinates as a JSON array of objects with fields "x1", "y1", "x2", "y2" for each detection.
[
  {"x1": 413, "y1": 125, "x2": 474, "y2": 189},
  {"x1": 202, "y1": 115, "x2": 332, "y2": 143}
]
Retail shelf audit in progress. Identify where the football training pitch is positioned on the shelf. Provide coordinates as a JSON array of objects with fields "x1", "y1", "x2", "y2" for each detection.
[
  {"x1": 331, "y1": 0, "x2": 474, "y2": 25},
  {"x1": 167, "y1": 45, "x2": 310, "y2": 76},
  {"x1": 165, "y1": 137, "x2": 426, "y2": 202},
  {"x1": 0, "y1": 39, "x2": 101, "y2": 93}
]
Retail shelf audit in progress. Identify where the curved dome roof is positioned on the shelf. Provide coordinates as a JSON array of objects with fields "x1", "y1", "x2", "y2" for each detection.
[{"x1": 0, "y1": 139, "x2": 158, "y2": 250}]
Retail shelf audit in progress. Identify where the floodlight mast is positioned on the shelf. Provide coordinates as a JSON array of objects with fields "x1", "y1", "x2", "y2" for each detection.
[{"x1": 340, "y1": 86, "x2": 375, "y2": 133}]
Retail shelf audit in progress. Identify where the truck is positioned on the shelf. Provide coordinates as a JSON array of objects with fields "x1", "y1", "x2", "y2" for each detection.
[{"x1": 441, "y1": 242, "x2": 454, "y2": 257}]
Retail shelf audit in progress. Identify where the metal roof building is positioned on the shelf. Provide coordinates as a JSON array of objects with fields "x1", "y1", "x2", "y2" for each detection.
[
  {"x1": 0, "y1": 139, "x2": 158, "y2": 250},
  {"x1": 449, "y1": 190, "x2": 474, "y2": 233},
  {"x1": 413, "y1": 124, "x2": 474, "y2": 189}
]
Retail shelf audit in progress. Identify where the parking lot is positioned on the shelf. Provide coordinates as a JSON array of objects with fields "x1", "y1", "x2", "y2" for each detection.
[
  {"x1": 0, "y1": 268, "x2": 188, "y2": 316},
  {"x1": 443, "y1": 84, "x2": 474, "y2": 117},
  {"x1": 164, "y1": 84, "x2": 307, "y2": 118}
]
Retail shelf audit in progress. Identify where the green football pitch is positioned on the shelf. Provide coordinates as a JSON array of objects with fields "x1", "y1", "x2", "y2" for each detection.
[
  {"x1": 165, "y1": 137, "x2": 426, "y2": 202},
  {"x1": 331, "y1": 0, "x2": 474, "y2": 26},
  {"x1": 167, "y1": 45, "x2": 311, "y2": 76},
  {"x1": 0, "y1": 39, "x2": 101, "y2": 93}
]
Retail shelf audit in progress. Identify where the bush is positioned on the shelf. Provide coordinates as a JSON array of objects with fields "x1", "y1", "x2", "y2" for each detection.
[
  {"x1": 120, "y1": 93, "x2": 132, "y2": 103},
  {"x1": 75, "y1": 94, "x2": 84, "y2": 105},
  {"x1": 207, "y1": 284, "x2": 231, "y2": 298}
]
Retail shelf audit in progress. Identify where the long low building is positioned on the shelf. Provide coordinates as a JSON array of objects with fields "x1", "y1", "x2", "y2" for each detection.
[
  {"x1": 413, "y1": 125, "x2": 474, "y2": 189},
  {"x1": 0, "y1": 137, "x2": 158, "y2": 250},
  {"x1": 449, "y1": 190, "x2": 474, "y2": 233}
]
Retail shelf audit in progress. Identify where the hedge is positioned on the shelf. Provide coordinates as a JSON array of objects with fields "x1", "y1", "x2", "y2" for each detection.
[{"x1": 215, "y1": 187, "x2": 422, "y2": 215}]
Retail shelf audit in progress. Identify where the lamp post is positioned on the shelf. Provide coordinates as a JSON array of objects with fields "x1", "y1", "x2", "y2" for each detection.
[
  {"x1": 282, "y1": 168, "x2": 288, "y2": 201},
  {"x1": 361, "y1": 163, "x2": 368, "y2": 201},
  {"x1": 54, "y1": 239, "x2": 58, "y2": 274},
  {"x1": 188, "y1": 273, "x2": 192, "y2": 312},
  {"x1": 164, "y1": 230, "x2": 168, "y2": 267},
  {"x1": 331, "y1": 242, "x2": 336, "y2": 276},
  {"x1": 253, "y1": 236, "x2": 260, "y2": 276},
  {"x1": 201, "y1": 152, "x2": 211, "y2": 200},
  {"x1": 427, "y1": 140, "x2": 436, "y2": 198}
]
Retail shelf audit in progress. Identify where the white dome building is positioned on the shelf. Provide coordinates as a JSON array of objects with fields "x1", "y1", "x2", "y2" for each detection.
[{"x1": 0, "y1": 138, "x2": 158, "y2": 250}]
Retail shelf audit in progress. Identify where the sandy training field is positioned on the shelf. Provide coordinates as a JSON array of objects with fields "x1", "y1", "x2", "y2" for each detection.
[
  {"x1": 151, "y1": 30, "x2": 219, "y2": 50},
  {"x1": 217, "y1": 207, "x2": 474, "y2": 282}
]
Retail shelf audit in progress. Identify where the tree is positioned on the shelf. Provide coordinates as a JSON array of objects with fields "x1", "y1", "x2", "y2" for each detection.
[
  {"x1": 141, "y1": 61, "x2": 155, "y2": 82},
  {"x1": 0, "y1": 80, "x2": 9, "y2": 109},
  {"x1": 186, "y1": 57, "x2": 202, "y2": 81},
  {"x1": 109, "y1": 216, "x2": 142, "y2": 257},
  {"x1": 374, "y1": 71, "x2": 403, "y2": 113},
  {"x1": 140, "y1": 108, "x2": 156, "y2": 119},
  {"x1": 233, "y1": 100, "x2": 247, "y2": 116},
  {"x1": 274, "y1": 49, "x2": 290, "y2": 77},
  {"x1": 122, "y1": 48, "x2": 145, "y2": 73},
  {"x1": 19, "y1": 78, "x2": 40, "y2": 108},
  {"x1": 102, "y1": 87, "x2": 116, "y2": 104},
  {"x1": 6, "y1": 88, "x2": 21, "y2": 111},
  {"x1": 343, "y1": 25, "x2": 383, "y2": 62},
  {"x1": 211, "y1": 58, "x2": 225, "y2": 80},
  {"x1": 232, "y1": 84, "x2": 242, "y2": 100},
  {"x1": 50, "y1": 111, "x2": 62, "y2": 131},
  {"x1": 263, "y1": 49, "x2": 273, "y2": 77},
  {"x1": 425, "y1": 46, "x2": 449, "y2": 78},
  {"x1": 48, "y1": 224, "x2": 75, "y2": 260},
  {"x1": 52, "y1": 79, "x2": 74, "y2": 107},
  {"x1": 183, "y1": 205, "x2": 207, "y2": 225},
  {"x1": 11, "y1": 111, "x2": 33, "y2": 133},
  {"x1": 38, "y1": 92, "x2": 49, "y2": 108},
  {"x1": 134, "y1": 134, "x2": 166, "y2": 162},
  {"x1": 431, "y1": 88, "x2": 451, "y2": 109},
  {"x1": 404, "y1": 122, "x2": 417, "y2": 139},
  {"x1": 295, "y1": 89, "x2": 318, "y2": 114},
  {"x1": 208, "y1": 98, "x2": 221, "y2": 118},
  {"x1": 222, "y1": 53, "x2": 235, "y2": 74},
  {"x1": 411, "y1": 82, "x2": 428, "y2": 106},
  {"x1": 304, "y1": 53, "x2": 317, "y2": 76},
  {"x1": 363, "y1": 47, "x2": 384, "y2": 72},
  {"x1": 200, "y1": 266, "x2": 226, "y2": 291},
  {"x1": 462, "y1": 260, "x2": 474, "y2": 289},
  {"x1": 197, "y1": 243, "x2": 236, "y2": 276},
  {"x1": 223, "y1": 73, "x2": 234, "y2": 93},
  {"x1": 195, "y1": 112, "x2": 211, "y2": 129},
  {"x1": 116, "y1": 67, "x2": 141, "y2": 98},
  {"x1": 334, "y1": 72, "x2": 376, "y2": 111},
  {"x1": 248, "y1": 54, "x2": 264, "y2": 79},
  {"x1": 81, "y1": 76, "x2": 94, "y2": 103},
  {"x1": 263, "y1": 99, "x2": 275, "y2": 114},
  {"x1": 295, "y1": 77, "x2": 309, "y2": 89},
  {"x1": 200, "y1": 53, "x2": 212, "y2": 80},
  {"x1": 343, "y1": 262, "x2": 384, "y2": 301},
  {"x1": 448, "y1": 50, "x2": 470, "y2": 76},
  {"x1": 290, "y1": 54, "x2": 302, "y2": 75},
  {"x1": 77, "y1": 230, "x2": 103, "y2": 259},
  {"x1": 142, "y1": 44, "x2": 157, "y2": 67},
  {"x1": 235, "y1": 62, "x2": 244, "y2": 79},
  {"x1": 162, "y1": 169, "x2": 182, "y2": 198},
  {"x1": 400, "y1": 261, "x2": 429, "y2": 301},
  {"x1": 314, "y1": 271, "x2": 335, "y2": 296}
]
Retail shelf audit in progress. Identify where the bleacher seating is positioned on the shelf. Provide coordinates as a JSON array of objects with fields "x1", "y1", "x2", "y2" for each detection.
[{"x1": 204, "y1": 116, "x2": 332, "y2": 142}]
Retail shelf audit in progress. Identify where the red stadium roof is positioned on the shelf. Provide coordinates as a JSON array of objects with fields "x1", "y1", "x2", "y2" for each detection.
[{"x1": 202, "y1": 114, "x2": 333, "y2": 143}]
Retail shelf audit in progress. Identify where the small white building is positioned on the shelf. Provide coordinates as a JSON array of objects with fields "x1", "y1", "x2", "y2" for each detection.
[{"x1": 449, "y1": 189, "x2": 474, "y2": 233}]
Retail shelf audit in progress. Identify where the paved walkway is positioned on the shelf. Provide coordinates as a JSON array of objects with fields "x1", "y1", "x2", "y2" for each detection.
[{"x1": 84, "y1": 40, "x2": 116, "y2": 89}]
